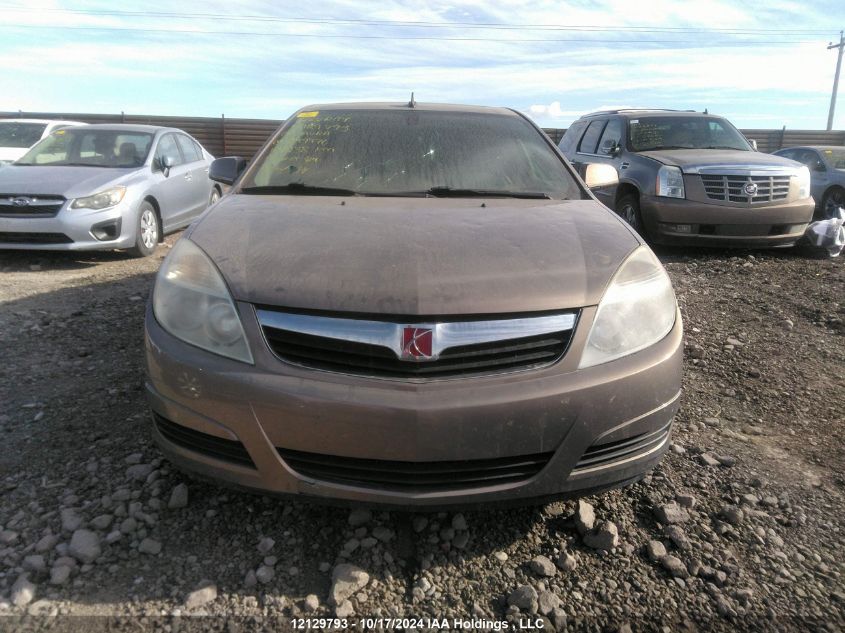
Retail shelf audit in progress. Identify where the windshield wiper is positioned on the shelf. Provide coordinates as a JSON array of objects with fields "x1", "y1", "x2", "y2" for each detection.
[
  {"x1": 641, "y1": 145, "x2": 692, "y2": 151},
  {"x1": 240, "y1": 183, "x2": 361, "y2": 196},
  {"x1": 701, "y1": 145, "x2": 746, "y2": 150},
  {"x1": 416, "y1": 186, "x2": 552, "y2": 199}
]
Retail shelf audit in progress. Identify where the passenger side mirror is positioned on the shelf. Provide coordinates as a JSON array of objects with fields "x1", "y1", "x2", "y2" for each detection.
[
  {"x1": 584, "y1": 163, "x2": 619, "y2": 189},
  {"x1": 209, "y1": 156, "x2": 247, "y2": 186},
  {"x1": 814, "y1": 160, "x2": 827, "y2": 172},
  {"x1": 748, "y1": 139, "x2": 758, "y2": 151},
  {"x1": 155, "y1": 154, "x2": 176, "y2": 176}
]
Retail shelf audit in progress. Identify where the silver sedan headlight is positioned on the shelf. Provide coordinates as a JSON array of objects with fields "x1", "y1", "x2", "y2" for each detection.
[
  {"x1": 579, "y1": 246, "x2": 677, "y2": 368},
  {"x1": 70, "y1": 186, "x2": 126, "y2": 210},
  {"x1": 153, "y1": 239, "x2": 253, "y2": 364}
]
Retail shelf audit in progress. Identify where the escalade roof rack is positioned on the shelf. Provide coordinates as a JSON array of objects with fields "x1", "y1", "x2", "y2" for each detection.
[{"x1": 583, "y1": 108, "x2": 698, "y2": 117}]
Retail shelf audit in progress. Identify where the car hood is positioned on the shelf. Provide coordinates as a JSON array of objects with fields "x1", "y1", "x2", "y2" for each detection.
[
  {"x1": 0, "y1": 165, "x2": 139, "y2": 197},
  {"x1": 187, "y1": 195, "x2": 641, "y2": 315},
  {"x1": 638, "y1": 149, "x2": 802, "y2": 172}
]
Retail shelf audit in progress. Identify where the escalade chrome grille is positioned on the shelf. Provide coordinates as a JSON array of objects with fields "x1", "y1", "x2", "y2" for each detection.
[
  {"x1": 256, "y1": 308, "x2": 578, "y2": 379},
  {"x1": 0, "y1": 194, "x2": 66, "y2": 217},
  {"x1": 700, "y1": 175, "x2": 790, "y2": 204}
]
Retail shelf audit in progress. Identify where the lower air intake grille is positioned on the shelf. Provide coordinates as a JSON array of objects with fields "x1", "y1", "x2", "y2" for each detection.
[
  {"x1": 153, "y1": 413, "x2": 255, "y2": 468},
  {"x1": 572, "y1": 421, "x2": 672, "y2": 474},
  {"x1": 0, "y1": 232, "x2": 72, "y2": 244},
  {"x1": 276, "y1": 448, "x2": 553, "y2": 491}
]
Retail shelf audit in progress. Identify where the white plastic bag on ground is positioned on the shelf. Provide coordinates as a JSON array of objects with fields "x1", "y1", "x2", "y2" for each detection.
[{"x1": 802, "y1": 207, "x2": 845, "y2": 257}]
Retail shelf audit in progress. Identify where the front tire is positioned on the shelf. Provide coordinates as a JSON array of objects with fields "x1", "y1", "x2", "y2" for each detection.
[
  {"x1": 129, "y1": 202, "x2": 159, "y2": 257},
  {"x1": 209, "y1": 188, "x2": 220, "y2": 207},
  {"x1": 616, "y1": 193, "x2": 647, "y2": 238},
  {"x1": 821, "y1": 187, "x2": 845, "y2": 220}
]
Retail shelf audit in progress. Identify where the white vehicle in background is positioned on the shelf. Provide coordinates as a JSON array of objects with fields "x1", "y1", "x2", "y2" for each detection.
[{"x1": 0, "y1": 119, "x2": 86, "y2": 166}]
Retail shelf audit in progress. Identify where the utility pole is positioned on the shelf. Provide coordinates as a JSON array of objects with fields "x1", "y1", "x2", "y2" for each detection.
[{"x1": 827, "y1": 31, "x2": 844, "y2": 131}]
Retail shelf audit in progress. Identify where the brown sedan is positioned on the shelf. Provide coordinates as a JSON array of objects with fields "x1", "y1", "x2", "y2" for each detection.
[{"x1": 144, "y1": 102, "x2": 682, "y2": 506}]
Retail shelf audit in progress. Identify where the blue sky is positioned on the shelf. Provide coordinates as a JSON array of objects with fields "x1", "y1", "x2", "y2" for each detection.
[{"x1": 1, "y1": 0, "x2": 845, "y2": 130}]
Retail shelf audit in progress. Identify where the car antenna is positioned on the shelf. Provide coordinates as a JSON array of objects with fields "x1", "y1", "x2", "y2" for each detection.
[
  {"x1": 408, "y1": 92, "x2": 416, "y2": 108},
  {"x1": 704, "y1": 108, "x2": 708, "y2": 114}
]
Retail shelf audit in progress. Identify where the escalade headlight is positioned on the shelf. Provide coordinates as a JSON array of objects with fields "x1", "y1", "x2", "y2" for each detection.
[
  {"x1": 153, "y1": 239, "x2": 253, "y2": 364},
  {"x1": 656, "y1": 166, "x2": 685, "y2": 199},
  {"x1": 579, "y1": 246, "x2": 677, "y2": 368},
  {"x1": 796, "y1": 166, "x2": 811, "y2": 199},
  {"x1": 70, "y1": 186, "x2": 126, "y2": 210}
]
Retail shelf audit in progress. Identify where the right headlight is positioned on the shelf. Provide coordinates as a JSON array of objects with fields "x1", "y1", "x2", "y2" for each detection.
[
  {"x1": 153, "y1": 238, "x2": 253, "y2": 364},
  {"x1": 578, "y1": 246, "x2": 677, "y2": 369},
  {"x1": 795, "y1": 166, "x2": 811, "y2": 200},
  {"x1": 656, "y1": 165, "x2": 685, "y2": 198}
]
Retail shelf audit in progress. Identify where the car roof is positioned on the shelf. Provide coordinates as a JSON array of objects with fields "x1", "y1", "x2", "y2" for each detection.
[
  {"x1": 0, "y1": 118, "x2": 85, "y2": 125},
  {"x1": 295, "y1": 102, "x2": 519, "y2": 117},
  {"x1": 69, "y1": 123, "x2": 179, "y2": 133},
  {"x1": 579, "y1": 109, "x2": 711, "y2": 120}
]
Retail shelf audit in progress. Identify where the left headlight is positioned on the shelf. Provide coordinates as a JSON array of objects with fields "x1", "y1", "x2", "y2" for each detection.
[
  {"x1": 795, "y1": 166, "x2": 811, "y2": 200},
  {"x1": 70, "y1": 186, "x2": 126, "y2": 210},
  {"x1": 578, "y1": 246, "x2": 677, "y2": 369},
  {"x1": 153, "y1": 238, "x2": 254, "y2": 364}
]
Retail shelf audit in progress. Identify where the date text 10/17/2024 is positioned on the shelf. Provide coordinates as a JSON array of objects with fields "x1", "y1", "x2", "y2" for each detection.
[{"x1": 292, "y1": 617, "x2": 547, "y2": 630}]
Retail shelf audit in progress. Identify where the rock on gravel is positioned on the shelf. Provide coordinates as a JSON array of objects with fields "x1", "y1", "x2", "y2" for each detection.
[
  {"x1": 528, "y1": 555, "x2": 556, "y2": 577},
  {"x1": 574, "y1": 500, "x2": 595, "y2": 535},
  {"x1": 583, "y1": 521, "x2": 619, "y2": 550},
  {"x1": 303, "y1": 594, "x2": 319, "y2": 612},
  {"x1": 720, "y1": 505, "x2": 745, "y2": 525},
  {"x1": 49, "y1": 565, "x2": 72, "y2": 586},
  {"x1": 329, "y1": 564, "x2": 369, "y2": 606},
  {"x1": 348, "y1": 508, "x2": 372, "y2": 527},
  {"x1": 646, "y1": 540, "x2": 667, "y2": 562},
  {"x1": 256, "y1": 565, "x2": 275, "y2": 584},
  {"x1": 11, "y1": 575, "x2": 35, "y2": 608},
  {"x1": 168, "y1": 483, "x2": 189, "y2": 509},
  {"x1": 257, "y1": 537, "x2": 275, "y2": 553},
  {"x1": 68, "y1": 529, "x2": 101, "y2": 564},
  {"x1": 335, "y1": 600, "x2": 355, "y2": 618},
  {"x1": 538, "y1": 590, "x2": 561, "y2": 615},
  {"x1": 184, "y1": 581, "x2": 217, "y2": 610},
  {"x1": 138, "y1": 538, "x2": 162, "y2": 555},
  {"x1": 556, "y1": 551, "x2": 577, "y2": 572},
  {"x1": 661, "y1": 555, "x2": 690, "y2": 579},
  {"x1": 654, "y1": 502, "x2": 690, "y2": 524},
  {"x1": 507, "y1": 585, "x2": 539, "y2": 614},
  {"x1": 60, "y1": 508, "x2": 84, "y2": 532}
]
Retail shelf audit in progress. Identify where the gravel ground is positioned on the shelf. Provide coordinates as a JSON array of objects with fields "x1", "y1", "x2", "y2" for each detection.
[{"x1": 0, "y1": 235, "x2": 843, "y2": 632}]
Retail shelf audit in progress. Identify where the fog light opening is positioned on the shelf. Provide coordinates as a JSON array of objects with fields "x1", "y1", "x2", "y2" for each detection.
[{"x1": 91, "y1": 218, "x2": 122, "y2": 241}]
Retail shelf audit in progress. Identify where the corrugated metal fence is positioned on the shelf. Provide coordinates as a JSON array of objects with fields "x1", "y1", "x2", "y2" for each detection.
[{"x1": 2, "y1": 111, "x2": 844, "y2": 158}]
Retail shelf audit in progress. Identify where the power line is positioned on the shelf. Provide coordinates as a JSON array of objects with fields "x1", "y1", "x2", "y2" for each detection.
[
  {"x1": 0, "y1": 23, "x2": 825, "y2": 45},
  {"x1": 0, "y1": 5, "x2": 835, "y2": 36}
]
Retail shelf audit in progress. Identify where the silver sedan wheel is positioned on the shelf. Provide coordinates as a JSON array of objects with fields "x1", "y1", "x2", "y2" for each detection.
[
  {"x1": 210, "y1": 189, "x2": 220, "y2": 206},
  {"x1": 140, "y1": 208, "x2": 158, "y2": 249}
]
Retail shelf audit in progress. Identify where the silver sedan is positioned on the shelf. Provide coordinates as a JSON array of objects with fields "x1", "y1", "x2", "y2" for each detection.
[{"x1": 0, "y1": 124, "x2": 219, "y2": 256}]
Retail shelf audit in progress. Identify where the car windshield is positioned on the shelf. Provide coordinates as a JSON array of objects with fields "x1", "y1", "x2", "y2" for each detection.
[
  {"x1": 242, "y1": 109, "x2": 580, "y2": 199},
  {"x1": 16, "y1": 128, "x2": 154, "y2": 168},
  {"x1": 0, "y1": 122, "x2": 47, "y2": 148},
  {"x1": 822, "y1": 148, "x2": 845, "y2": 169},
  {"x1": 628, "y1": 116, "x2": 751, "y2": 152}
]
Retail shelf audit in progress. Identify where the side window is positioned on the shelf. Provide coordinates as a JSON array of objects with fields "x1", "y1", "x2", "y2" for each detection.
[
  {"x1": 175, "y1": 134, "x2": 202, "y2": 163},
  {"x1": 798, "y1": 150, "x2": 825, "y2": 171},
  {"x1": 578, "y1": 120, "x2": 607, "y2": 154},
  {"x1": 597, "y1": 119, "x2": 623, "y2": 155},
  {"x1": 777, "y1": 149, "x2": 796, "y2": 161},
  {"x1": 154, "y1": 134, "x2": 183, "y2": 171},
  {"x1": 558, "y1": 120, "x2": 587, "y2": 154}
]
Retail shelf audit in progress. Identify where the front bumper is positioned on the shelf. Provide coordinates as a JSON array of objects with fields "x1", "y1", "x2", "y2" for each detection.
[
  {"x1": 0, "y1": 199, "x2": 137, "y2": 251},
  {"x1": 640, "y1": 194, "x2": 814, "y2": 247},
  {"x1": 144, "y1": 302, "x2": 683, "y2": 506}
]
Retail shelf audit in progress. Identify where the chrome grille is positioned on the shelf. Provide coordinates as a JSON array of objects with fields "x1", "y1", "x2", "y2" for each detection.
[
  {"x1": 256, "y1": 308, "x2": 578, "y2": 379},
  {"x1": 0, "y1": 194, "x2": 66, "y2": 217},
  {"x1": 700, "y1": 175, "x2": 790, "y2": 204}
]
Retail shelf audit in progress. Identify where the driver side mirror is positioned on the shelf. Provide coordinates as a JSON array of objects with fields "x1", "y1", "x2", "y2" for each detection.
[
  {"x1": 209, "y1": 156, "x2": 247, "y2": 186},
  {"x1": 155, "y1": 154, "x2": 176, "y2": 176},
  {"x1": 814, "y1": 160, "x2": 827, "y2": 172},
  {"x1": 600, "y1": 139, "x2": 621, "y2": 157},
  {"x1": 584, "y1": 163, "x2": 619, "y2": 189},
  {"x1": 748, "y1": 139, "x2": 758, "y2": 151}
]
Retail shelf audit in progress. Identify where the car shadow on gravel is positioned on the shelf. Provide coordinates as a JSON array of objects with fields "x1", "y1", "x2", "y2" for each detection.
[
  {"x1": 0, "y1": 248, "x2": 146, "y2": 272},
  {"x1": 652, "y1": 242, "x2": 838, "y2": 264}
]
